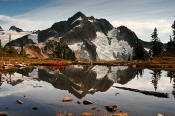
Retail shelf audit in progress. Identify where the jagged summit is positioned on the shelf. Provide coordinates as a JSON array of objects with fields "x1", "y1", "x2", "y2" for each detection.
[
  {"x1": 38, "y1": 11, "x2": 113, "y2": 43},
  {"x1": 9, "y1": 26, "x2": 23, "y2": 32},
  {"x1": 68, "y1": 11, "x2": 86, "y2": 23},
  {"x1": 0, "y1": 26, "x2": 3, "y2": 31}
]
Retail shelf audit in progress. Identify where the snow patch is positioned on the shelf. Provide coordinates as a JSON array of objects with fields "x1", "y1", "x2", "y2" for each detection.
[
  {"x1": 144, "y1": 48, "x2": 150, "y2": 52},
  {"x1": 92, "y1": 66, "x2": 109, "y2": 79},
  {"x1": 107, "y1": 66, "x2": 128, "y2": 82},
  {"x1": 88, "y1": 19, "x2": 94, "y2": 23},
  {"x1": 0, "y1": 30, "x2": 37, "y2": 46},
  {"x1": 92, "y1": 29, "x2": 133, "y2": 61},
  {"x1": 68, "y1": 42, "x2": 83, "y2": 51},
  {"x1": 28, "y1": 34, "x2": 38, "y2": 44},
  {"x1": 72, "y1": 17, "x2": 83, "y2": 24},
  {"x1": 73, "y1": 65, "x2": 84, "y2": 69}
]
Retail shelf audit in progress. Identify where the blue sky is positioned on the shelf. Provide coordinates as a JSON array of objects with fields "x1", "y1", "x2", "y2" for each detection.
[{"x1": 0, "y1": 0, "x2": 175, "y2": 42}]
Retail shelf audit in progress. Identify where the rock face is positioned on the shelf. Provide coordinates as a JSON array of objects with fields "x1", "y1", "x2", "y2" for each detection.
[
  {"x1": 25, "y1": 44, "x2": 48, "y2": 59},
  {"x1": 43, "y1": 40, "x2": 75, "y2": 60},
  {"x1": 0, "y1": 26, "x2": 3, "y2": 31},
  {"x1": 0, "y1": 29, "x2": 36, "y2": 46},
  {"x1": 9, "y1": 26, "x2": 23, "y2": 32},
  {"x1": 5, "y1": 35, "x2": 35, "y2": 47}
]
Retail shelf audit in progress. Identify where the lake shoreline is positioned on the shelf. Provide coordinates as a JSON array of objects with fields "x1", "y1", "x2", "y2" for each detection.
[{"x1": 1, "y1": 56, "x2": 175, "y2": 72}]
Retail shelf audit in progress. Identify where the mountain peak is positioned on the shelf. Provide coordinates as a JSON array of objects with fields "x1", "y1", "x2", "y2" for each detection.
[
  {"x1": 9, "y1": 26, "x2": 23, "y2": 32},
  {"x1": 73, "y1": 11, "x2": 86, "y2": 18}
]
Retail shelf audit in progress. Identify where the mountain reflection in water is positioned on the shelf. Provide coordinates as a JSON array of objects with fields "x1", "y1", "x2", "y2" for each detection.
[
  {"x1": 37, "y1": 65, "x2": 135, "y2": 98},
  {"x1": 8, "y1": 65, "x2": 135, "y2": 99},
  {"x1": 1, "y1": 65, "x2": 175, "y2": 116}
]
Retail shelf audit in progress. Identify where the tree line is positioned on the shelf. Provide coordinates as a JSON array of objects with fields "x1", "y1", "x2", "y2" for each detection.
[{"x1": 134, "y1": 20, "x2": 175, "y2": 59}]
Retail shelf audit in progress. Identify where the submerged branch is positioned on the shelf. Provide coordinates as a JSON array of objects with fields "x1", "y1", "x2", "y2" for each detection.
[{"x1": 112, "y1": 86, "x2": 169, "y2": 98}]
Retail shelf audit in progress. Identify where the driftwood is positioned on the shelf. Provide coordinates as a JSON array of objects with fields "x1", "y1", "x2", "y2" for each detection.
[{"x1": 113, "y1": 86, "x2": 169, "y2": 98}]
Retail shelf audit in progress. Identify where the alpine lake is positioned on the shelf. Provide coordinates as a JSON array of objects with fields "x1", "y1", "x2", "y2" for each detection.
[{"x1": 0, "y1": 65, "x2": 175, "y2": 116}]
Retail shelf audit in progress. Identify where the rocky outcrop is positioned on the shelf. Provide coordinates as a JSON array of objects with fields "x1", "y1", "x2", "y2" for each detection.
[
  {"x1": 0, "y1": 26, "x2": 3, "y2": 31},
  {"x1": 5, "y1": 34, "x2": 35, "y2": 47},
  {"x1": 38, "y1": 12, "x2": 113, "y2": 43},
  {"x1": 25, "y1": 44, "x2": 48, "y2": 59},
  {"x1": 9, "y1": 26, "x2": 23, "y2": 32},
  {"x1": 43, "y1": 40, "x2": 75, "y2": 60}
]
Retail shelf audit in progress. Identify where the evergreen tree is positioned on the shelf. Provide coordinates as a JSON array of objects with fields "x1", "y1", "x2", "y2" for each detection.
[
  {"x1": 172, "y1": 20, "x2": 175, "y2": 41},
  {"x1": 166, "y1": 36, "x2": 175, "y2": 52},
  {"x1": 151, "y1": 70, "x2": 162, "y2": 91},
  {"x1": 167, "y1": 71, "x2": 175, "y2": 98},
  {"x1": 150, "y1": 28, "x2": 163, "y2": 56},
  {"x1": 166, "y1": 20, "x2": 175, "y2": 53},
  {"x1": 134, "y1": 39, "x2": 145, "y2": 59},
  {"x1": 20, "y1": 40, "x2": 24, "y2": 55},
  {"x1": 0, "y1": 39, "x2": 1, "y2": 48},
  {"x1": 9, "y1": 34, "x2": 11, "y2": 49}
]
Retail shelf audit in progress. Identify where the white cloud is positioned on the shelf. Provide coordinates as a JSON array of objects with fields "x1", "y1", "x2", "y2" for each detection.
[
  {"x1": 111, "y1": 19, "x2": 171, "y2": 34},
  {"x1": 0, "y1": 14, "x2": 38, "y2": 31}
]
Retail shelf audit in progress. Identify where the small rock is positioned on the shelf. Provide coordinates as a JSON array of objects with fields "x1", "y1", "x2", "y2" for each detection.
[
  {"x1": 164, "y1": 115, "x2": 172, "y2": 116},
  {"x1": 105, "y1": 105, "x2": 117, "y2": 112},
  {"x1": 77, "y1": 101, "x2": 81, "y2": 104},
  {"x1": 115, "y1": 93, "x2": 120, "y2": 96},
  {"x1": 0, "y1": 112, "x2": 8, "y2": 116},
  {"x1": 91, "y1": 107, "x2": 100, "y2": 112},
  {"x1": 132, "y1": 65, "x2": 137, "y2": 68},
  {"x1": 16, "y1": 99, "x2": 23, "y2": 104},
  {"x1": 83, "y1": 100, "x2": 93, "y2": 105},
  {"x1": 67, "y1": 113, "x2": 73, "y2": 116},
  {"x1": 62, "y1": 97, "x2": 73, "y2": 102},
  {"x1": 80, "y1": 112, "x2": 94, "y2": 116},
  {"x1": 32, "y1": 107, "x2": 38, "y2": 110},
  {"x1": 112, "y1": 113, "x2": 128, "y2": 116}
]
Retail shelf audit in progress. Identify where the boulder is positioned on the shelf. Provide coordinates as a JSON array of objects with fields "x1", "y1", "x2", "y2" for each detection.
[
  {"x1": 105, "y1": 105, "x2": 117, "y2": 112},
  {"x1": 83, "y1": 100, "x2": 94, "y2": 105},
  {"x1": 62, "y1": 97, "x2": 73, "y2": 102},
  {"x1": 112, "y1": 113, "x2": 128, "y2": 116},
  {"x1": 32, "y1": 107, "x2": 38, "y2": 110},
  {"x1": 0, "y1": 112, "x2": 8, "y2": 116},
  {"x1": 77, "y1": 101, "x2": 81, "y2": 104},
  {"x1": 16, "y1": 99, "x2": 23, "y2": 104},
  {"x1": 91, "y1": 107, "x2": 100, "y2": 112},
  {"x1": 80, "y1": 112, "x2": 94, "y2": 116}
]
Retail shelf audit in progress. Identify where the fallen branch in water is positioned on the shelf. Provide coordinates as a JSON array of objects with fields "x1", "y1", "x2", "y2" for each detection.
[{"x1": 112, "y1": 86, "x2": 169, "y2": 98}]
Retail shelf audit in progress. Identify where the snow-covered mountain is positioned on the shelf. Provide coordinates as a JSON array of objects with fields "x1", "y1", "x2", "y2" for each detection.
[
  {"x1": 2, "y1": 12, "x2": 151, "y2": 61},
  {"x1": 9, "y1": 26, "x2": 23, "y2": 32},
  {"x1": 37, "y1": 12, "x2": 145, "y2": 61},
  {"x1": 0, "y1": 29, "x2": 37, "y2": 46}
]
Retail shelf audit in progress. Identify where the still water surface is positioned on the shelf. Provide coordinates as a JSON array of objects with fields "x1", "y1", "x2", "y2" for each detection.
[{"x1": 0, "y1": 65, "x2": 175, "y2": 116}]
